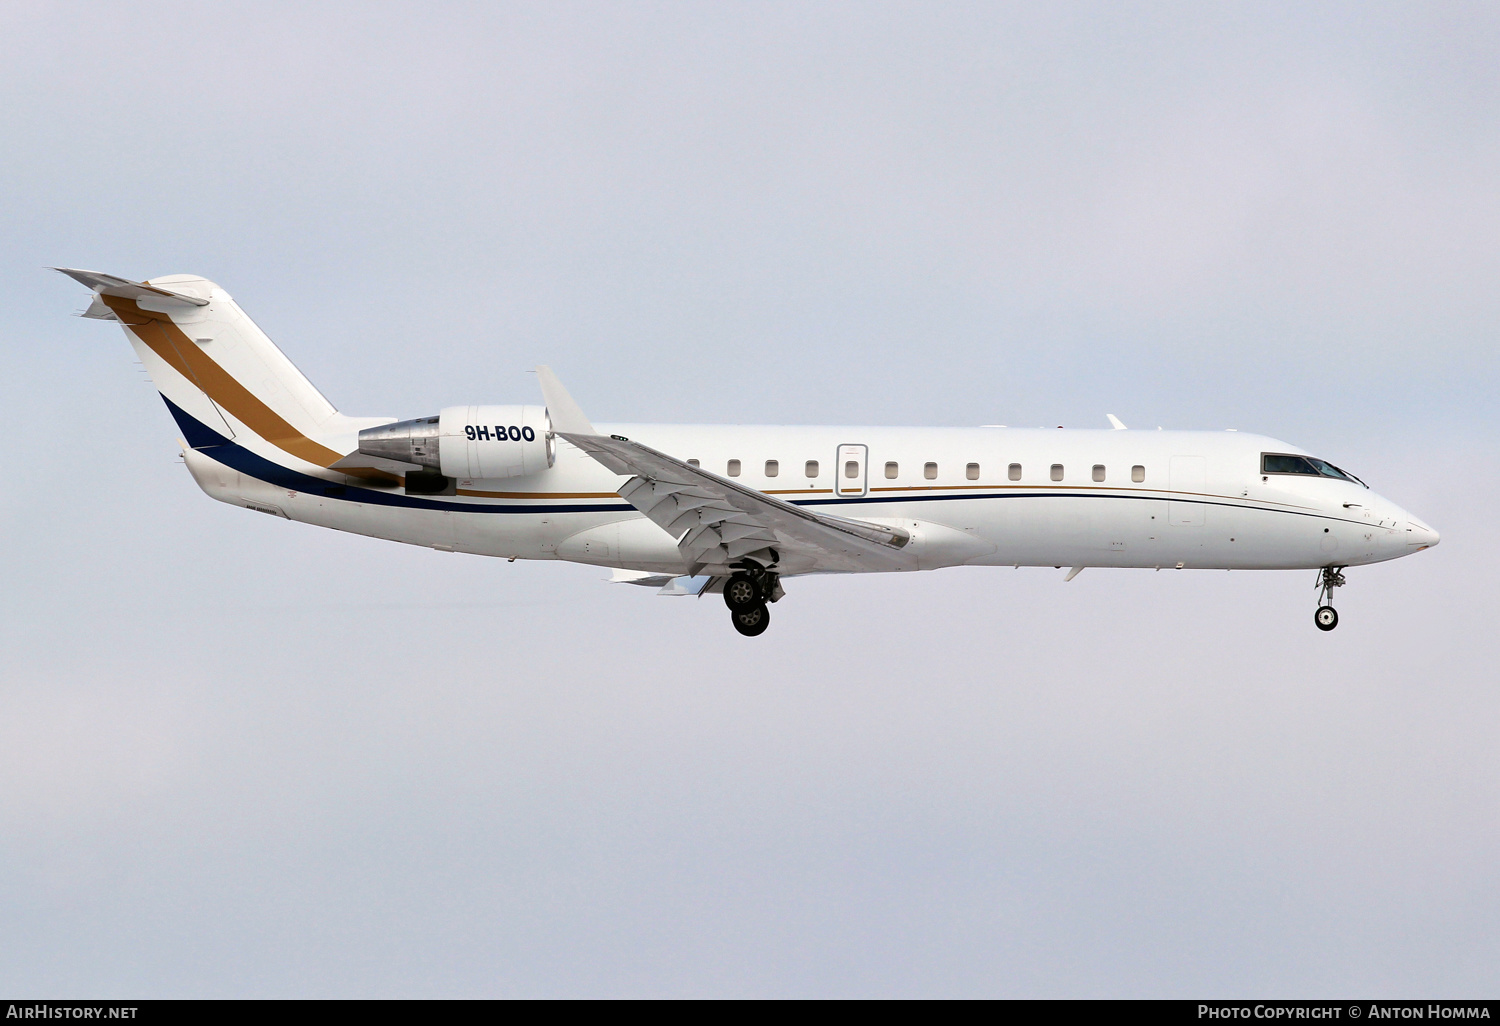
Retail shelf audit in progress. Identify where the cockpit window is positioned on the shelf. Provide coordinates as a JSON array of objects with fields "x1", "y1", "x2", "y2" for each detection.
[
  {"x1": 1262, "y1": 453, "x2": 1320, "y2": 476},
  {"x1": 1314, "y1": 459, "x2": 1362, "y2": 486},
  {"x1": 1261, "y1": 453, "x2": 1367, "y2": 488}
]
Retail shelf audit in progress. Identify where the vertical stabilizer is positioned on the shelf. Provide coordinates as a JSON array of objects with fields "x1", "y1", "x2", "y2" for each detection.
[{"x1": 57, "y1": 269, "x2": 379, "y2": 468}]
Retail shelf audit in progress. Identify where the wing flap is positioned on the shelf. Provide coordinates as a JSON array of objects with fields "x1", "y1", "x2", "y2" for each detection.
[{"x1": 559, "y1": 430, "x2": 912, "y2": 575}]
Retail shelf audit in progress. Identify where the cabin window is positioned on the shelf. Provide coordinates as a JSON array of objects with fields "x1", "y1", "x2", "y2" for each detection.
[
  {"x1": 687, "y1": 459, "x2": 699, "y2": 468},
  {"x1": 805, "y1": 460, "x2": 819, "y2": 478},
  {"x1": 966, "y1": 463, "x2": 980, "y2": 480},
  {"x1": 844, "y1": 460, "x2": 859, "y2": 478},
  {"x1": 1008, "y1": 463, "x2": 1022, "y2": 481},
  {"x1": 1092, "y1": 464, "x2": 1105, "y2": 482},
  {"x1": 924, "y1": 462, "x2": 938, "y2": 480},
  {"x1": 1132, "y1": 465, "x2": 1145, "y2": 483},
  {"x1": 727, "y1": 459, "x2": 741, "y2": 477},
  {"x1": 885, "y1": 461, "x2": 899, "y2": 479},
  {"x1": 765, "y1": 460, "x2": 779, "y2": 478},
  {"x1": 1050, "y1": 464, "x2": 1064, "y2": 482}
]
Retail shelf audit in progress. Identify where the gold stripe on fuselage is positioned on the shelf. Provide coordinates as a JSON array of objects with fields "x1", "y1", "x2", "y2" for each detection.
[
  {"x1": 455, "y1": 488, "x2": 623, "y2": 499},
  {"x1": 105, "y1": 294, "x2": 345, "y2": 468}
]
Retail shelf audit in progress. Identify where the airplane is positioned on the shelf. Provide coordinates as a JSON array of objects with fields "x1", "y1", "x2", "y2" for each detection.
[{"x1": 57, "y1": 268, "x2": 1440, "y2": 636}]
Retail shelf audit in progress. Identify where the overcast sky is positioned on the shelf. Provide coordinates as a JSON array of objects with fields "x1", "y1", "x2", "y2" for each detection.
[{"x1": 1, "y1": 1, "x2": 1496, "y2": 997}]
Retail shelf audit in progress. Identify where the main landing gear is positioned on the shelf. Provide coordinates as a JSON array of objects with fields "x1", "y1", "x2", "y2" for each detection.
[
  {"x1": 724, "y1": 568, "x2": 782, "y2": 637},
  {"x1": 1314, "y1": 566, "x2": 1346, "y2": 632},
  {"x1": 730, "y1": 602, "x2": 770, "y2": 637}
]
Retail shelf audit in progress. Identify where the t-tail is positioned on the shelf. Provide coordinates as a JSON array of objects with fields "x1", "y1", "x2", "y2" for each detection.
[{"x1": 55, "y1": 269, "x2": 389, "y2": 476}]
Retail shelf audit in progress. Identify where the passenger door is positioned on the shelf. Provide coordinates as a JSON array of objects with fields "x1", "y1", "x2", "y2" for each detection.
[{"x1": 836, "y1": 444, "x2": 868, "y2": 498}]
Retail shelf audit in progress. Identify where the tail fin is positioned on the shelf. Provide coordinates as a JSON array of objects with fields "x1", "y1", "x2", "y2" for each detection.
[{"x1": 57, "y1": 269, "x2": 377, "y2": 468}]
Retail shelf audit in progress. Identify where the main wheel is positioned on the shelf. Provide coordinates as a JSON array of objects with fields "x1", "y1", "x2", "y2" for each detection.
[
  {"x1": 731, "y1": 602, "x2": 770, "y2": 637},
  {"x1": 723, "y1": 574, "x2": 761, "y2": 612},
  {"x1": 1315, "y1": 605, "x2": 1339, "y2": 631}
]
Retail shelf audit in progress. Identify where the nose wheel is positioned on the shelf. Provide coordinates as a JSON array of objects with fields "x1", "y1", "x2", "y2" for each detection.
[{"x1": 1314, "y1": 566, "x2": 1346, "y2": 631}]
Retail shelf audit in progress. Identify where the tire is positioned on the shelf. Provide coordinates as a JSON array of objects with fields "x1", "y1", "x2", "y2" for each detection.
[
  {"x1": 723, "y1": 574, "x2": 761, "y2": 612},
  {"x1": 731, "y1": 602, "x2": 770, "y2": 637},
  {"x1": 1315, "y1": 605, "x2": 1339, "y2": 631}
]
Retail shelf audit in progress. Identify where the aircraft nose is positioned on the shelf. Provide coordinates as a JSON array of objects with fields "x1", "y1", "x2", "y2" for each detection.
[{"x1": 1406, "y1": 517, "x2": 1440, "y2": 550}]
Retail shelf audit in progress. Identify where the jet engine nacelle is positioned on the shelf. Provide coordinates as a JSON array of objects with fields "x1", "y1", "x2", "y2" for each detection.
[
  {"x1": 438, "y1": 405, "x2": 553, "y2": 479},
  {"x1": 358, "y1": 404, "x2": 554, "y2": 480}
]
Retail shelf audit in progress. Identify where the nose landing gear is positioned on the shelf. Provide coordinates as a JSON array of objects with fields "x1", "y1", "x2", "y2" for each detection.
[{"x1": 1314, "y1": 566, "x2": 1346, "y2": 631}]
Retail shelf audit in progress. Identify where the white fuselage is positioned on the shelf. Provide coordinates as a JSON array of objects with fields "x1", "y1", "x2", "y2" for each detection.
[
  {"x1": 56, "y1": 265, "x2": 1438, "y2": 630},
  {"x1": 185, "y1": 422, "x2": 1435, "y2": 576}
]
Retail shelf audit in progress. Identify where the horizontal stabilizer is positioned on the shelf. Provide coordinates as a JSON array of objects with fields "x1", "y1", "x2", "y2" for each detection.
[{"x1": 53, "y1": 267, "x2": 210, "y2": 307}]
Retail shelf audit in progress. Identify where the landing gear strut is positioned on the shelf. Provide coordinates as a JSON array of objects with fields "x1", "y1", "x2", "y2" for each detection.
[
  {"x1": 724, "y1": 568, "x2": 782, "y2": 636},
  {"x1": 1314, "y1": 566, "x2": 1346, "y2": 632}
]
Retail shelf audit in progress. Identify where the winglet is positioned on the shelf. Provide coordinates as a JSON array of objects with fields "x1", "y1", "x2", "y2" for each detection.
[
  {"x1": 534, "y1": 365, "x2": 597, "y2": 435},
  {"x1": 1106, "y1": 414, "x2": 1127, "y2": 430}
]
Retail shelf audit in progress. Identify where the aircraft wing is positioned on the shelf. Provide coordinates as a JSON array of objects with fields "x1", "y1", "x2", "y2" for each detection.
[{"x1": 557, "y1": 430, "x2": 913, "y2": 576}]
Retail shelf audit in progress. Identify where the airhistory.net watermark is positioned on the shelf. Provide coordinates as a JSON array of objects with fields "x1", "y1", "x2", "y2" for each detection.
[{"x1": 6, "y1": 1007, "x2": 137, "y2": 1020}]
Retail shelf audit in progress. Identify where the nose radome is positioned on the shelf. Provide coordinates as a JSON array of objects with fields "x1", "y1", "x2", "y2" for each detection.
[{"x1": 1406, "y1": 518, "x2": 1440, "y2": 549}]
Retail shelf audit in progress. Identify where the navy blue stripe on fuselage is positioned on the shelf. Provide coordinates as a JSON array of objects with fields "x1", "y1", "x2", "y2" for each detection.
[
  {"x1": 789, "y1": 489, "x2": 1345, "y2": 524},
  {"x1": 792, "y1": 489, "x2": 1299, "y2": 516},
  {"x1": 165, "y1": 395, "x2": 1341, "y2": 525},
  {"x1": 162, "y1": 395, "x2": 635, "y2": 515}
]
